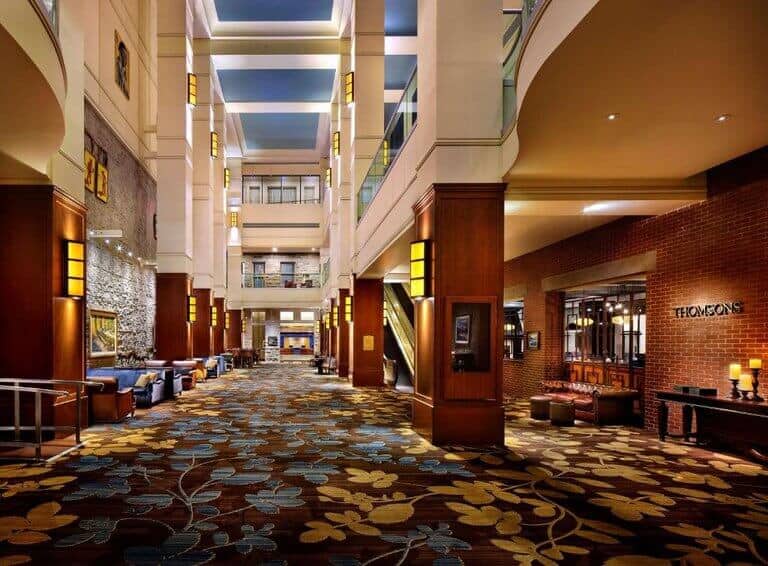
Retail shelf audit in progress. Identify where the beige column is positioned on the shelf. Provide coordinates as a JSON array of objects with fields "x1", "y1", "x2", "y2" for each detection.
[
  {"x1": 192, "y1": 52, "x2": 215, "y2": 289},
  {"x1": 416, "y1": 0, "x2": 503, "y2": 185},
  {"x1": 156, "y1": 0, "x2": 194, "y2": 274},
  {"x1": 213, "y1": 102, "x2": 227, "y2": 299},
  {"x1": 350, "y1": 0, "x2": 385, "y2": 271}
]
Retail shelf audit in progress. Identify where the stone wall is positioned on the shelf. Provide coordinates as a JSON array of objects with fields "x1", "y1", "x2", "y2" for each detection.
[{"x1": 84, "y1": 100, "x2": 157, "y2": 360}]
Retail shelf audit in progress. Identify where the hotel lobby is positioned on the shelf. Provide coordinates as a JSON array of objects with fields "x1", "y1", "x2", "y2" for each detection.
[{"x1": 0, "y1": 0, "x2": 767, "y2": 564}]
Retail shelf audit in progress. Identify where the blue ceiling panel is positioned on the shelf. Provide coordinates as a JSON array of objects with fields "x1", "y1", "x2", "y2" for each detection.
[
  {"x1": 385, "y1": 55, "x2": 417, "y2": 90},
  {"x1": 214, "y1": 0, "x2": 333, "y2": 22},
  {"x1": 385, "y1": 0, "x2": 417, "y2": 36},
  {"x1": 241, "y1": 113, "x2": 320, "y2": 150},
  {"x1": 218, "y1": 69, "x2": 336, "y2": 103}
]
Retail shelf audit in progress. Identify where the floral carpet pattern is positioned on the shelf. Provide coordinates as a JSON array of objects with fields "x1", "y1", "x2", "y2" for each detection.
[{"x1": 1, "y1": 366, "x2": 768, "y2": 565}]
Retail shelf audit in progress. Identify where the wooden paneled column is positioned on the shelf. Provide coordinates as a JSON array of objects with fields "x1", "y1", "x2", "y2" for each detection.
[
  {"x1": 337, "y1": 288, "x2": 351, "y2": 377},
  {"x1": 213, "y1": 297, "x2": 225, "y2": 354},
  {"x1": 412, "y1": 184, "x2": 505, "y2": 445},
  {"x1": 192, "y1": 288, "x2": 213, "y2": 357},
  {"x1": 225, "y1": 309, "x2": 242, "y2": 350},
  {"x1": 330, "y1": 299, "x2": 338, "y2": 359},
  {"x1": 350, "y1": 278, "x2": 384, "y2": 386},
  {"x1": 319, "y1": 318, "x2": 327, "y2": 356},
  {"x1": 0, "y1": 186, "x2": 86, "y2": 428},
  {"x1": 156, "y1": 273, "x2": 193, "y2": 360}
]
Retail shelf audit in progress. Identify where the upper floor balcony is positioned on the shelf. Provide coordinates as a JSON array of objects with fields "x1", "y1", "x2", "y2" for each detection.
[
  {"x1": 242, "y1": 174, "x2": 322, "y2": 205},
  {"x1": 0, "y1": 0, "x2": 66, "y2": 178},
  {"x1": 237, "y1": 252, "x2": 322, "y2": 309}
]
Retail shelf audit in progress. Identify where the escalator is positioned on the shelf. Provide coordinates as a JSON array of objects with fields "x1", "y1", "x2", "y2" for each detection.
[{"x1": 383, "y1": 283, "x2": 415, "y2": 387}]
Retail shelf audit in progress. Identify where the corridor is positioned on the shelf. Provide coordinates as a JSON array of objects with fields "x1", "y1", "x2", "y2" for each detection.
[{"x1": 1, "y1": 367, "x2": 767, "y2": 565}]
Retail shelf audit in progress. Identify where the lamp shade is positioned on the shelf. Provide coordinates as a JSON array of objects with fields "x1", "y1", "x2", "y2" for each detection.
[
  {"x1": 64, "y1": 240, "x2": 85, "y2": 297},
  {"x1": 188, "y1": 295, "x2": 197, "y2": 323},
  {"x1": 344, "y1": 71, "x2": 354, "y2": 105},
  {"x1": 345, "y1": 296, "x2": 353, "y2": 323},
  {"x1": 409, "y1": 240, "x2": 431, "y2": 299}
]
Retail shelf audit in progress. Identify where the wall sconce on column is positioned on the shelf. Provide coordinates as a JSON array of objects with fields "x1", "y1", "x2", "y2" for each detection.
[
  {"x1": 324, "y1": 312, "x2": 330, "y2": 327},
  {"x1": 211, "y1": 306, "x2": 218, "y2": 327},
  {"x1": 210, "y1": 132, "x2": 219, "y2": 158},
  {"x1": 229, "y1": 211, "x2": 239, "y2": 228},
  {"x1": 224, "y1": 167, "x2": 231, "y2": 189},
  {"x1": 326, "y1": 168, "x2": 332, "y2": 190},
  {"x1": 332, "y1": 305, "x2": 339, "y2": 328},
  {"x1": 344, "y1": 71, "x2": 354, "y2": 105},
  {"x1": 383, "y1": 299, "x2": 389, "y2": 326},
  {"x1": 345, "y1": 296, "x2": 353, "y2": 323},
  {"x1": 241, "y1": 317, "x2": 247, "y2": 333},
  {"x1": 383, "y1": 140, "x2": 390, "y2": 166},
  {"x1": 64, "y1": 240, "x2": 85, "y2": 298},
  {"x1": 225, "y1": 311, "x2": 230, "y2": 330},
  {"x1": 188, "y1": 295, "x2": 197, "y2": 323},
  {"x1": 409, "y1": 240, "x2": 432, "y2": 299},
  {"x1": 187, "y1": 73, "x2": 197, "y2": 106},
  {"x1": 332, "y1": 131, "x2": 340, "y2": 157}
]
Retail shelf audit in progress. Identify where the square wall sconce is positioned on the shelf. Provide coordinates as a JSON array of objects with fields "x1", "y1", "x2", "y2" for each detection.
[
  {"x1": 241, "y1": 318, "x2": 247, "y2": 333},
  {"x1": 210, "y1": 131, "x2": 219, "y2": 158},
  {"x1": 332, "y1": 305, "x2": 339, "y2": 328},
  {"x1": 64, "y1": 240, "x2": 85, "y2": 298},
  {"x1": 344, "y1": 71, "x2": 354, "y2": 105},
  {"x1": 315, "y1": 320, "x2": 320, "y2": 333},
  {"x1": 345, "y1": 296, "x2": 353, "y2": 323},
  {"x1": 224, "y1": 167, "x2": 231, "y2": 189},
  {"x1": 211, "y1": 306, "x2": 218, "y2": 327},
  {"x1": 383, "y1": 140, "x2": 390, "y2": 166},
  {"x1": 332, "y1": 131, "x2": 340, "y2": 157},
  {"x1": 326, "y1": 168, "x2": 332, "y2": 190},
  {"x1": 323, "y1": 313, "x2": 330, "y2": 327},
  {"x1": 229, "y1": 211, "x2": 239, "y2": 228},
  {"x1": 383, "y1": 299, "x2": 389, "y2": 326},
  {"x1": 187, "y1": 73, "x2": 197, "y2": 106},
  {"x1": 409, "y1": 240, "x2": 431, "y2": 299},
  {"x1": 188, "y1": 295, "x2": 197, "y2": 323},
  {"x1": 225, "y1": 311, "x2": 230, "y2": 330}
]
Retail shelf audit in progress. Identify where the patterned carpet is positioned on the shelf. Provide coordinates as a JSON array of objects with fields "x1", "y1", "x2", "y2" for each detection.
[{"x1": 1, "y1": 366, "x2": 767, "y2": 565}]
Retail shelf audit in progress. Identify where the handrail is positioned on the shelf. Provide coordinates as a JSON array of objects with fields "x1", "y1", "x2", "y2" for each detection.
[
  {"x1": 383, "y1": 285, "x2": 415, "y2": 377},
  {"x1": 357, "y1": 66, "x2": 418, "y2": 221},
  {"x1": 0, "y1": 379, "x2": 97, "y2": 462},
  {"x1": 27, "y1": 0, "x2": 67, "y2": 90}
]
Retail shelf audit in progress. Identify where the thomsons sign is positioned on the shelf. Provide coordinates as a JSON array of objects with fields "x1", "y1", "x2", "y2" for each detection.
[{"x1": 674, "y1": 302, "x2": 743, "y2": 318}]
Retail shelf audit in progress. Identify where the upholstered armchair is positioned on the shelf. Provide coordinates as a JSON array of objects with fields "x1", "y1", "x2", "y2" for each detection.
[{"x1": 88, "y1": 377, "x2": 135, "y2": 423}]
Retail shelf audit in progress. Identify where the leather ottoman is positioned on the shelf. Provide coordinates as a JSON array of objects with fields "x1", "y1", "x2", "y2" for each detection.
[
  {"x1": 530, "y1": 395, "x2": 551, "y2": 420},
  {"x1": 550, "y1": 401, "x2": 575, "y2": 426}
]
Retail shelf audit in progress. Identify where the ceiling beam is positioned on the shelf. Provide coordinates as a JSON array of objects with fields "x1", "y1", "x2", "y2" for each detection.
[{"x1": 200, "y1": 38, "x2": 348, "y2": 56}]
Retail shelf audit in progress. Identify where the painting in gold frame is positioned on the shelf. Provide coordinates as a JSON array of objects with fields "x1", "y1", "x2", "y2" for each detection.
[
  {"x1": 84, "y1": 150, "x2": 96, "y2": 192},
  {"x1": 90, "y1": 310, "x2": 118, "y2": 358},
  {"x1": 114, "y1": 30, "x2": 130, "y2": 99},
  {"x1": 96, "y1": 163, "x2": 109, "y2": 203}
]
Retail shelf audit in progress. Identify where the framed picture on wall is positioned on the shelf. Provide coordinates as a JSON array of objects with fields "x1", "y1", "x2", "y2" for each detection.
[
  {"x1": 114, "y1": 30, "x2": 130, "y2": 99},
  {"x1": 90, "y1": 310, "x2": 118, "y2": 358},
  {"x1": 526, "y1": 331, "x2": 541, "y2": 350},
  {"x1": 96, "y1": 163, "x2": 109, "y2": 203},
  {"x1": 454, "y1": 314, "x2": 471, "y2": 345},
  {"x1": 84, "y1": 150, "x2": 96, "y2": 192}
]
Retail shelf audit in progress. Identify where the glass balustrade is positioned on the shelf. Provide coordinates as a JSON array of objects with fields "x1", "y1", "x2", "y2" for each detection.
[
  {"x1": 357, "y1": 68, "x2": 418, "y2": 221},
  {"x1": 35, "y1": 0, "x2": 58, "y2": 33},
  {"x1": 241, "y1": 273, "x2": 321, "y2": 289}
]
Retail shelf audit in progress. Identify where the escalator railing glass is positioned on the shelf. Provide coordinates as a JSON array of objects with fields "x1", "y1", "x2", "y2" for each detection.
[{"x1": 384, "y1": 284, "x2": 415, "y2": 377}]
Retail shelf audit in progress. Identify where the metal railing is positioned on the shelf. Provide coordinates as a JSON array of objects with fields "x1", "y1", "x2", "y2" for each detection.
[
  {"x1": 357, "y1": 67, "x2": 418, "y2": 221},
  {"x1": 33, "y1": 0, "x2": 58, "y2": 34},
  {"x1": 241, "y1": 273, "x2": 321, "y2": 289},
  {"x1": 0, "y1": 379, "x2": 102, "y2": 461},
  {"x1": 383, "y1": 285, "x2": 415, "y2": 377}
]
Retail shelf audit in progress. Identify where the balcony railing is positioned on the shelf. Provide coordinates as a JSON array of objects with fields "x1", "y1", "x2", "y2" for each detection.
[
  {"x1": 34, "y1": 0, "x2": 58, "y2": 34},
  {"x1": 241, "y1": 273, "x2": 321, "y2": 289},
  {"x1": 502, "y1": 0, "x2": 546, "y2": 131},
  {"x1": 357, "y1": 68, "x2": 418, "y2": 221}
]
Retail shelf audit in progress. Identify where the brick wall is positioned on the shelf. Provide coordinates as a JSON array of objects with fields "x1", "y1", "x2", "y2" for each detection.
[{"x1": 503, "y1": 147, "x2": 768, "y2": 429}]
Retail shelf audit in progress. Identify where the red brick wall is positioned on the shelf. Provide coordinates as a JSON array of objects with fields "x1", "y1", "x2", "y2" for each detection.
[{"x1": 503, "y1": 147, "x2": 768, "y2": 429}]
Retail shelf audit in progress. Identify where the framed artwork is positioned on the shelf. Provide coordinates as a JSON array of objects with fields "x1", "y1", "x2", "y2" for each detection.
[
  {"x1": 114, "y1": 31, "x2": 130, "y2": 99},
  {"x1": 454, "y1": 314, "x2": 471, "y2": 345},
  {"x1": 84, "y1": 150, "x2": 96, "y2": 192},
  {"x1": 96, "y1": 163, "x2": 109, "y2": 203},
  {"x1": 527, "y1": 331, "x2": 541, "y2": 350},
  {"x1": 90, "y1": 310, "x2": 118, "y2": 358}
]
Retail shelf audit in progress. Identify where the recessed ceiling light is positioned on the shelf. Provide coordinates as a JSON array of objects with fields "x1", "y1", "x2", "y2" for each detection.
[
  {"x1": 583, "y1": 202, "x2": 613, "y2": 214},
  {"x1": 311, "y1": 247, "x2": 316, "y2": 252},
  {"x1": 715, "y1": 114, "x2": 731, "y2": 123},
  {"x1": 607, "y1": 113, "x2": 619, "y2": 121},
  {"x1": 105, "y1": 239, "x2": 110, "y2": 244},
  {"x1": 272, "y1": 247, "x2": 278, "y2": 252},
  {"x1": 128, "y1": 251, "x2": 133, "y2": 257},
  {"x1": 116, "y1": 244, "x2": 123, "y2": 251},
  {"x1": 504, "y1": 201, "x2": 520, "y2": 214}
]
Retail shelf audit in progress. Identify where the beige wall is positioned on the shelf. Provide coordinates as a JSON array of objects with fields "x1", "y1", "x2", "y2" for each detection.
[{"x1": 83, "y1": 0, "x2": 158, "y2": 178}]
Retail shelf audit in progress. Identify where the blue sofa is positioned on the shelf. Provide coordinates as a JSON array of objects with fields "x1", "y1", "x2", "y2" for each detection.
[{"x1": 87, "y1": 368, "x2": 165, "y2": 408}]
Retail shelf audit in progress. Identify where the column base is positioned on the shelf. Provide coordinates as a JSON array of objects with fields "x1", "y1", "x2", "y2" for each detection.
[{"x1": 413, "y1": 395, "x2": 505, "y2": 446}]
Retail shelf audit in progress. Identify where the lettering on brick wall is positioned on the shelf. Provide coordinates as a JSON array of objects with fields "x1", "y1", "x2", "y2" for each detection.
[{"x1": 674, "y1": 302, "x2": 743, "y2": 318}]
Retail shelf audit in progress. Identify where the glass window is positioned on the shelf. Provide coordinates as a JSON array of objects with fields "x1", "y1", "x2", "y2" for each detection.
[
  {"x1": 302, "y1": 185, "x2": 316, "y2": 203},
  {"x1": 280, "y1": 262, "x2": 295, "y2": 287},
  {"x1": 300, "y1": 311, "x2": 315, "y2": 321},
  {"x1": 252, "y1": 261, "x2": 265, "y2": 288},
  {"x1": 280, "y1": 311, "x2": 294, "y2": 321},
  {"x1": 503, "y1": 304, "x2": 524, "y2": 359},
  {"x1": 267, "y1": 187, "x2": 282, "y2": 203}
]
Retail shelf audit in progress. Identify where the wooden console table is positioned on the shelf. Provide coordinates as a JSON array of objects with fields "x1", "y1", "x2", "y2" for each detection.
[{"x1": 656, "y1": 390, "x2": 768, "y2": 461}]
